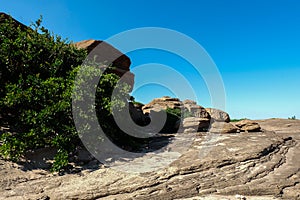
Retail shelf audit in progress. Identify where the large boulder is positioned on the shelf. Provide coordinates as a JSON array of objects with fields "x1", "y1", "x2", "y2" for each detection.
[
  {"x1": 233, "y1": 119, "x2": 261, "y2": 132},
  {"x1": 182, "y1": 117, "x2": 210, "y2": 132},
  {"x1": 205, "y1": 108, "x2": 230, "y2": 122},
  {"x1": 74, "y1": 39, "x2": 134, "y2": 89},
  {"x1": 209, "y1": 122, "x2": 239, "y2": 133}
]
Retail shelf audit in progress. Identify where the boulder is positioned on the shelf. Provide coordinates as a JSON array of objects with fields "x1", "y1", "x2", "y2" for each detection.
[
  {"x1": 129, "y1": 102, "x2": 150, "y2": 126},
  {"x1": 73, "y1": 39, "x2": 134, "y2": 89},
  {"x1": 182, "y1": 117, "x2": 210, "y2": 132},
  {"x1": 233, "y1": 119, "x2": 261, "y2": 132},
  {"x1": 183, "y1": 100, "x2": 210, "y2": 119},
  {"x1": 205, "y1": 108, "x2": 230, "y2": 122},
  {"x1": 209, "y1": 122, "x2": 239, "y2": 133}
]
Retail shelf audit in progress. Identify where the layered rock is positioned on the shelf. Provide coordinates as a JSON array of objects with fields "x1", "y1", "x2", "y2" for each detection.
[
  {"x1": 182, "y1": 100, "x2": 210, "y2": 119},
  {"x1": 182, "y1": 117, "x2": 210, "y2": 132},
  {"x1": 1, "y1": 119, "x2": 300, "y2": 199},
  {"x1": 234, "y1": 119, "x2": 261, "y2": 132},
  {"x1": 142, "y1": 96, "x2": 183, "y2": 114}
]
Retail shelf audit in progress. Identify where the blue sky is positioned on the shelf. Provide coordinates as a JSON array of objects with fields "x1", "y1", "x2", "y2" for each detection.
[{"x1": 2, "y1": 0, "x2": 300, "y2": 119}]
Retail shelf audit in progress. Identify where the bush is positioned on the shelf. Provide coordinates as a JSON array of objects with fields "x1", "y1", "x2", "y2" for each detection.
[
  {"x1": 288, "y1": 116, "x2": 296, "y2": 120},
  {"x1": 0, "y1": 14, "x2": 131, "y2": 172}
]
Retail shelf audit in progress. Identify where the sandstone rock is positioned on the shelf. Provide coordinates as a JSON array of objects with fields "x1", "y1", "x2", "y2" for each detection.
[
  {"x1": 234, "y1": 120, "x2": 261, "y2": 132},
  {"x1": 74, "y1": 39, "x2": 134, "y2": 89},
  {"x1": 183, "y1": 100, "x2": 210, "y2": 119},
  {"x1": 1, "y1": 119, "x2": 300, "y2": 199},
  {"x1": 182, "y1": 117, "x2": 210, "y2": 132},
  {"x1": 205, "y1": 108, "x2": 230, "y2": 122},
  {"x1": 142, "y1": 96, "x2": 183, "y2": 114},
  {"x1": 209, "y1": 121, "x2": 239, "y2": 133},
  {"x1": 183, "y1": 127, "x2": 197, "y2": 133}
]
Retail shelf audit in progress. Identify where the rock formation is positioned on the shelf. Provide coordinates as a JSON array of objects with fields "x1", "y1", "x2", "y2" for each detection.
[
  {"x1": 142, "y1": 96, "x2": 183, "y2": 114},
  {"x1": 182, "y1": 117, "x2": 210, "y2": 132},
  {"x1": 141, "y1": 96, "x2": 259, "y2": 134},
  {"x1": 1, "y1": 119, "x2": 299, "y2": 199},
  {"x1": 233, "y1": 119, "x2": 261, "y2": 132},
  {"x1": 74, "y1": 39, "x2": 135, "y2": 90},
  {"x1": 205, "y1": 108, "x2": 230, "y2": 122},
  {"x1": 208, "y1": 121, "x2": 239, "y2": 133}
]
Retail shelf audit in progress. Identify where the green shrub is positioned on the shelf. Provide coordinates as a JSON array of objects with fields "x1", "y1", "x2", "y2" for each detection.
[
  {"x1": 230, "y1": 118, "x2": 247, "y2": 122},
  {"x1": 0, "y1": 14, "x2": 132, "y2": 172},
  {"x1": 288, "y1": 116, "x2": 296, "y2": 120}
]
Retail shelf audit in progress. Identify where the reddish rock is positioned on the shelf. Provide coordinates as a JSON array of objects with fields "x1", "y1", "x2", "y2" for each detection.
[{"x1": 74, "y1": 39, "x2": 134, "y2": 89}]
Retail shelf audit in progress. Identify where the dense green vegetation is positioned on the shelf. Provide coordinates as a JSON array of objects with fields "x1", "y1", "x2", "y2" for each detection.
[
  {"x1": 0, "y1": 15, "x2": 131, "y2": 172},
  {"x1": 230, "y1": 118, "x2": 248, "y2": 122}
]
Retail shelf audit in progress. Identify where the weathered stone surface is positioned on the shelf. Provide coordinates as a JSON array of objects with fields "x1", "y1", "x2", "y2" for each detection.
[
  {"x1": 205, "y1": 108, "x2": 230, "y2": 122},
  {"x1": 142, "y1": 96, "x2": 183, "y2": 114},
  {"x1": 1, "y1": 119, "x2": 299, "y2": 199},
  {"x1": 234, "y1": 119, "x2": 261, "y2": 132},
  {"x1": 183, "y1": 100, "x2": 210, "y2": 119},
  {"x1": 209, "y1": 121, "x2": 239, "y2": 133},
  {"x1": 182, "y1": 117, "x2": 210, "y2": 132}
]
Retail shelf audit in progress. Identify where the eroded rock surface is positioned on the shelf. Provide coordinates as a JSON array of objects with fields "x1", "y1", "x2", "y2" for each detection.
[
  {"x1": 234, "y1": 120, "x2": 261, "y2": 132},
  {"x1": 1, "y1": 119, "x2": 299, "y2": 199},
  {"x1": 205, "y1": 108, "x2": 230, "y2": 123},
  {"x1": 142, "y1": 96, "x2": 183, "y2": 114},
  {"x1": 209, "y1": 121, "x2": 239, "y2": 133}
]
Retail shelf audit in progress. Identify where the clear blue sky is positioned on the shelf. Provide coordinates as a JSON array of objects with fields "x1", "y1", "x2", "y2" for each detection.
[{"x1": 2, "y1": 0, "x2": 300, "y2": 119}]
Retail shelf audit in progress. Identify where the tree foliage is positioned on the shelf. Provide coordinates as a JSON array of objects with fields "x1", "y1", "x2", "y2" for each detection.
[{"x1": 0, "y1": 14, "x2": 131, "y2": 172}]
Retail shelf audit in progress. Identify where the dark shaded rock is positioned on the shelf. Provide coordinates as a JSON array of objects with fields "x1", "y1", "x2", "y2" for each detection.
[
  {"x1": 205, "y1": 108, "x2": 230, "y2": 122},
  {"x1": 129, "y1": 102, "x2": 150, "y2": 126}
]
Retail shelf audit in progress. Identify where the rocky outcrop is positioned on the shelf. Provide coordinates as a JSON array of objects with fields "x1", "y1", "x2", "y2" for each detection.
[
  {"x1": 183, "y1": 100, "x2": 210, "y2": 119},
  {"x1": 142, "y1": 97, "x2": 247, "y2": 133},
  {"x1": 1, "y1": 119, "x2": 300, "y2": 199},
  {"x1": 142, "y1": 96, "x2": 183, "y2": 114},
  {"x1": 205, "y1": 108, "x2": 230, "y2": 122},
  {"x1": 234, "y1": 119, "x2": 261, "y2": 132},
  {"x1": 74, "y1": 39, "x2": 135, "y2": 89}
]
